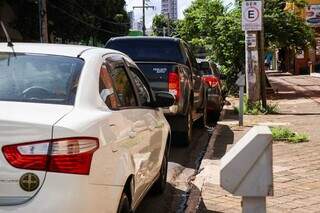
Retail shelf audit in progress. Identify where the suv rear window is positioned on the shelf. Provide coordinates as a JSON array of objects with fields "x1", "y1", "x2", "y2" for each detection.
[
  {"x1": 199, "y1": 62, "x2": 213, "y2": 75},
  {"x1": 106, "y1": 39, "x2": 184, "y2": 63},
  {"x1": 0, "y1": 53, "x2": 84, "y2": 105}
]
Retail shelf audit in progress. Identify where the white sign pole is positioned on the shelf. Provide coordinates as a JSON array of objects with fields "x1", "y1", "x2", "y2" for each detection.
[{"x1": 242, "y1": 1, "x2": 263, "y2": 103}]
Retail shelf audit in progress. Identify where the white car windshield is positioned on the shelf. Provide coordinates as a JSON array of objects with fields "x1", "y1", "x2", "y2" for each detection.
[{"x1": 0, "y1": 52, "x2": 84, "y2": 105}]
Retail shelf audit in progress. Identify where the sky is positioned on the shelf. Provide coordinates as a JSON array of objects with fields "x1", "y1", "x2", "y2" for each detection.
[{"x1": 125, "y1": 0, "x2": 234, "y2": 28}]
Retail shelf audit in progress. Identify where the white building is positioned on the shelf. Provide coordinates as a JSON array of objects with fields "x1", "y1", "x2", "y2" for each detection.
[{"x1": 161, "y1": 0, "x2": 177, "y2": 20}]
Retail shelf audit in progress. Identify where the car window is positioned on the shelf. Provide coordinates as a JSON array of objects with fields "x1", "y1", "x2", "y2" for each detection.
[
  {"x1": 99, "y1": 64, "x2": 119, "y2": 109},
  {"x1": 0, "y1": 53, "x2": 83, "y2": 105},
  {"x1": 106, "y1": 39, "x2": 184, "y2": 63},
  {"x1": 109, "y1": 66, "x2": 137, "y2": 107},
  {"x1": 199, "y1": 62, "x2": 213, "y2": 75},
  {"x1": 129, "y1": 67, "x2": 151, "y2": 107}
]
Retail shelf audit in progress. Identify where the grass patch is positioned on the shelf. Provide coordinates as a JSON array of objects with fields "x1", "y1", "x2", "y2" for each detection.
[
  {"x1": 271, "y1": 127, "x2": 309, "y2": 143},
  {"x1": 234, "y1": 96, "x2": 279, "y2": 115}
]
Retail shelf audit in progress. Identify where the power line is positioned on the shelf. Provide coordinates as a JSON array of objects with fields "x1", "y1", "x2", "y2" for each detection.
[
  {"x1": 61, "y1": 0, "x2": 131, "y2": 26},
  {"x1": 48, "y1": 2, "x2": 127, "y2": 36}
]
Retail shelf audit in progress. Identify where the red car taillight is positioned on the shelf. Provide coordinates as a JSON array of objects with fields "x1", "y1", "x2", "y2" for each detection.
[
  {"x1": 2, "y1": 137, "x2": 99, "y2": 175},
  {"x1": 168, "y1": 71, "x2": 180, "y2": 101},
  {"x1": 202, "y1": 76, "x2": 219, "y2": 88}
]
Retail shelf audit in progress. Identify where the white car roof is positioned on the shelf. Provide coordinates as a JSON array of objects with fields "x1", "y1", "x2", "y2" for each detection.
[{"x1": 0, "y1": 42, "x2": 113, "y2": 58}]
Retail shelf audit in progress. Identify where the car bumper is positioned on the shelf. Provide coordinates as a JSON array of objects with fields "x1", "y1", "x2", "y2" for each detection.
[
  {"x1": 207, "y1": 87, "x2": 222, "y2": 111},
  {"x1": 207, "y1": 93, "x2": 221, "y2": 110},
  {"x1": 0, "y1": 173, "x2": 123, "y2": 213}
]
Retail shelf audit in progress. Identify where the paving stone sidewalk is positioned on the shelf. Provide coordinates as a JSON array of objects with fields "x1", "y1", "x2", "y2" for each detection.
[{"x1": 186, "y1": 72, "x2": 320, "y2": 213}]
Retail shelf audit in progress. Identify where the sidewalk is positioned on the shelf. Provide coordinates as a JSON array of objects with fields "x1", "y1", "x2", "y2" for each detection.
[{"x1": 186, "y1": 72, "x2": 320, "y2": 213}]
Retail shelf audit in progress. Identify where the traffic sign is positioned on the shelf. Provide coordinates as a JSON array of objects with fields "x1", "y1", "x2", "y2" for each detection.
[{"x1": 242, "y1": 1, "x2": 262, "y2": 31}]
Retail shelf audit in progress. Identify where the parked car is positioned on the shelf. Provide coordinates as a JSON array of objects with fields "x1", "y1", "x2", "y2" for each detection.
[
  {"x1": 197, "y1": 59, "x2": 224, "y2": 121},
  {"x1": 106, "y1": 37, "x2": 207, "y2": 145},
  {"x1": 0, "y1": 43, "x2": 174, "y2": 213}
]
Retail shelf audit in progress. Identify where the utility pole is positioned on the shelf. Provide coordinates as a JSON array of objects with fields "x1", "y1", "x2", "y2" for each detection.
[
  {"x1": 142, "y1": 0, "x2": 146, "y2": 36},
  {"x1": 163, "y1": 26, "x2": 166, "y2": 37},
  {"x1": 133, "y1": 0, "x2": 155, "y2": 36},
  {"x1": 260, "y1": 0, "x2": 267, "y2": 108},
  {"x1": 39, "y1": 0, "x2": 49, "y2": 43},
  {"x1": 242, "y1": 0, "x2": 263, "y2": 103}
]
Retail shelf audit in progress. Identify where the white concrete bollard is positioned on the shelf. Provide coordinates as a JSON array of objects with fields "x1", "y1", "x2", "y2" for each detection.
[{"x1": 220, "y1": 126, "x2": 273, "y2": 213}]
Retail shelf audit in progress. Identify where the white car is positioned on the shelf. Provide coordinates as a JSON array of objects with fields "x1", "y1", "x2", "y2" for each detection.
[{"x1": 0, "y1": 43, "x2": 174, "y2": 213}]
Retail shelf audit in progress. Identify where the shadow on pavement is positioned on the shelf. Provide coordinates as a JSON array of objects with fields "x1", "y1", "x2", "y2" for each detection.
[
  {"x1": 136, "y1": 183, "x2": 185, "y2": 213},
  {"x1": 137, "y1": 125, "x2": 212, "y2": 212},
  {"x1": 212, "y1": 125, "x2": 234, "y2": 160},
  {"x1": 186, "y1": 124, "x2": 235, "y2": 213}
]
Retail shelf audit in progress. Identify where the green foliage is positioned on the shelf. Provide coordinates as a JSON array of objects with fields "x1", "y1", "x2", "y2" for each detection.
[
  {"x1": 177, "y1": 0, "x2": 314, "y2": 94},
  {"x1": 271, "y1": 127, "x2": 309, "y2": 143},
  {"x1": 234, "y1": 96, "x2": 279, "y2": 115},
  {"x1": 177, "y1": 0, "x2": 243, "y2": 93},
  {"x1": 152, "y1": 14, "x2": 177, "y2": 37},
  {"x1": 264, "y1": 0, "x2": 315, "y2": 49},
  {"x1": 2, "y1": 0, "x2": 129, "y2": 43}
]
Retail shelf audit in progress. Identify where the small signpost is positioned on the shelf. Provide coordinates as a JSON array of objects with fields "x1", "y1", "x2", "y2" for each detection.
[{"x1": 236, "y1": 73, "x2": 246, "y2": 126}]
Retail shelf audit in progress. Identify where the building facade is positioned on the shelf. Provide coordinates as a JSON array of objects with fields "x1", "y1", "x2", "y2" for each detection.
[
  {"x1": 285, "y1": 0, "x2": 320, "y2": 74},
  {"x1": 161, "y1": 0, "x2": 177, "y2": 20}
]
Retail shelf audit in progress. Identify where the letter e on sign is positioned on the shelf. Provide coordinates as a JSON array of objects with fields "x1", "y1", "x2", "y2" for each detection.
[{"x1": 242, "y1": 1, "x2": 262, "y2": 31}]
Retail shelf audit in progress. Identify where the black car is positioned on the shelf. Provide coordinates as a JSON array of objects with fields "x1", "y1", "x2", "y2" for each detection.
[{"x1": 106, "y1": 37, "x2": 207, "y2": 145}]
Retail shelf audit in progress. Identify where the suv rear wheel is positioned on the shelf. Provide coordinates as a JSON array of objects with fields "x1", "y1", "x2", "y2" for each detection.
[{"x1": 179, "y1": 106, "x2": 193, "y2": 146}]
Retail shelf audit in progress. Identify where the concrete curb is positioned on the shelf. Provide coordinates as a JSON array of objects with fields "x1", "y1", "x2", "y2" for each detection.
[
  {"x1": 184, "y1": 104, "x2": 229, "y2": 212},
  {"x1": 311, "y1": 73, "x2": 320, "y2": 78}
]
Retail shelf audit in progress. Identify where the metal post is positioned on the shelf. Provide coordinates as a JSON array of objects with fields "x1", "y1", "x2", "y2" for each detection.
[
  {"x1": 132, "y1": 1, "x2": 154, "y2": 36},
  {"x1": 242, "y1": 197, "x2": 266, "y2": 213},
  {"x1": 308, "y1": 61, "x2": 313, "y2": 74},
  {"x1": 236, "y1": 73, "x2": 245, "y2": 126},
  {"x1": 239, "y1": 85, "x2": 244, "y2": 126},
  {"x1": 142, "y1": 0, "x2": 146, "y2": 36},
  {"x1": 39, "y1": 0, "x2": 48, "y2": 43},
  {"x1": 260, "y1": 0, "x2": 267, "y2": 109},
  {"x1": 38, "y1": 0, "x2": 42, "y2": 42}
]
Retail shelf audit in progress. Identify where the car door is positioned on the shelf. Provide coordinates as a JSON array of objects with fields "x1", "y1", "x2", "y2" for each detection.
[
  {"x1": 125, "y1": 63, "x2": 167, "y2": 182},
  {"x1": 99, "y1": 55, "x2": 152, "y2": 200}
]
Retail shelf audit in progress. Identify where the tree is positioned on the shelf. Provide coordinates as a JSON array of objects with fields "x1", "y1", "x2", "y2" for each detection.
[
  {"x1": 177, "y1": 0, "x2": 314, "y2": 93},
  {"x1": 2, "y1": 0, "x2": 130, "y2": 43},
  {"x1": 177, "y1": 0, "x2": 243, "y2": 92},
  {"x1": 152, "y1": 14, "x2": 177, "y2": 37},
  {"x1": 264, "y1": 0, "x2": 314, "y2": 49}
]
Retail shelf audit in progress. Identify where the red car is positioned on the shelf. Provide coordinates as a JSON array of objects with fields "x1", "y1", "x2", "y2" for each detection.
[{"x1": 198, "y1": 59, "x2": 224, "y2": 121}]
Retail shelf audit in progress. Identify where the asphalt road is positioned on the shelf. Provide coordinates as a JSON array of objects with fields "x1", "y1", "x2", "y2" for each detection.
[{"x1": 136, "y1": 124, "x2": 213, "y2": 213}]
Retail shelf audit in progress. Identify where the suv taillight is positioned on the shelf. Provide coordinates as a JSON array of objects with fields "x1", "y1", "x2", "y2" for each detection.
[
  {"x1": 2, "y1": 137, "x2": 99, "y2": 175},
  {"x1": 168, "y1": 71, "x2": 180, "y2": 101}
]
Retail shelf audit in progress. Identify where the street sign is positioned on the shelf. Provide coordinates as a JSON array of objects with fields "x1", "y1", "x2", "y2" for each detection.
[{"x1": 242, "y1": 1, "x2": 262, "y2": 31}]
